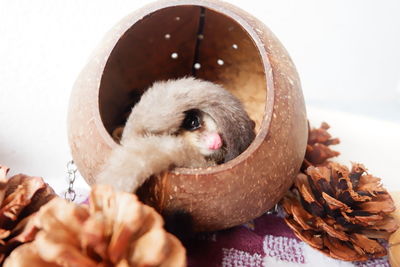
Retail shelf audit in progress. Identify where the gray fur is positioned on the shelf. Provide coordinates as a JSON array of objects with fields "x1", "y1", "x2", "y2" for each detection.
[
  {"x1": 124, "y1": 77, "x2": 255, "y2": 161},
  {"x1": 98, "y1": 77, "x2": 255, "y2": 192}
]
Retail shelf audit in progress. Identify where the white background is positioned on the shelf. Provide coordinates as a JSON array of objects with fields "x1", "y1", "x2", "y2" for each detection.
[{"x1": 0, "y1": 0, "x2": 399, "y2": 194}]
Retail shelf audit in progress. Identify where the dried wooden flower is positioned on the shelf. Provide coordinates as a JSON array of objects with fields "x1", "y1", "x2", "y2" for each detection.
[
  {"x1": 283, "y1": 162, "x2": 398, "y2": 261},
  {"x1": 0, "y1": 165, "x2": 55, "y2": 263},
  {"x1": 4, "y1": 185, "x2": 186, "y2": 267}
]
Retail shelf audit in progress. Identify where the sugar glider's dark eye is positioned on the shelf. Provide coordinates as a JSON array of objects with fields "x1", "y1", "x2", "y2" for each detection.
[{"x1": 182, "y1": 109, "x2": 201, "y2": 131}]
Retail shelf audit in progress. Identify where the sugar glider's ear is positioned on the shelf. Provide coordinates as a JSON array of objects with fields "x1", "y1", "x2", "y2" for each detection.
[{"x1": 112, "y1": 126, "x2": 124, "y2": 143}]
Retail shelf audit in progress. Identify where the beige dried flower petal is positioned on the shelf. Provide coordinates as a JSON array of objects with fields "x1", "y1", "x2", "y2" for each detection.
[
  {"x1": 0, "y1": 165, "x2": 55, "y2": 263},
  {"x1": 3, "y1": 242, "x2": 54, "y2": 267},
  {"x1": 4, "y1": 185, "x2": 186, "y2": 267}
]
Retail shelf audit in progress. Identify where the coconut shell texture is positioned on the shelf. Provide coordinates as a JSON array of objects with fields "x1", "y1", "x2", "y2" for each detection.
[{"x1": 67, "y1": 0, "x2": 308, "y2": 231}]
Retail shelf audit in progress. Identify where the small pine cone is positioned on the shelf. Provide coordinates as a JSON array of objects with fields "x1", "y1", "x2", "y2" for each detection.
[
  {"x1": 4, "y1": 185, "x2": 186, "y2": 267},
  {"x1": 283, "y1": 162, "x2": 398, "y2": 261},
  {"x1": 302, "y1": 122, "x2": 340, "y2": 172},
  {"x1": 0, "y1": 165, "x2": 56, "y2": 263}
]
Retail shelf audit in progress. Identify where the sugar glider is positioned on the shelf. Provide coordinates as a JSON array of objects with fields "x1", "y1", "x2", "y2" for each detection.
[{"x1": 97, "y1": 77, "x2": 255, "y2": 192}]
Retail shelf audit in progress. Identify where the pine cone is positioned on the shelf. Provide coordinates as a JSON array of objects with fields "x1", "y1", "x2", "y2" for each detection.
[
  {"x1": 4, "y1": 185, "x2": 186, "y2": 267},
  {"x1": 302, "y1": 122, "x2": 340, "y2": 172},
  {"x1": 0, "y1": 165, "x2": 56, "y2": 263},
  {"x1": 283, "y1": 162, "x2": 398, "y2": 261}
]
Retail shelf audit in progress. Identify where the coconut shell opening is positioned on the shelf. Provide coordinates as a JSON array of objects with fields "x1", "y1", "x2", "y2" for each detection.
[{"x1": 99, "y1": 5, "x2": 266, "y2": 144}]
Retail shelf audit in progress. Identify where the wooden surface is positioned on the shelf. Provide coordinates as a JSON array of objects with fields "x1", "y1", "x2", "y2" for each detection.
[{"x1": 389, "y1": 191, "x2": 400, "y2": 267}]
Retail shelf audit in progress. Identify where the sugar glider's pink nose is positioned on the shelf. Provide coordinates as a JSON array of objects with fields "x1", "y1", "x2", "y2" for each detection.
[{"x1": 206, "y1": 132, "x2": 223, "y2": 150}]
